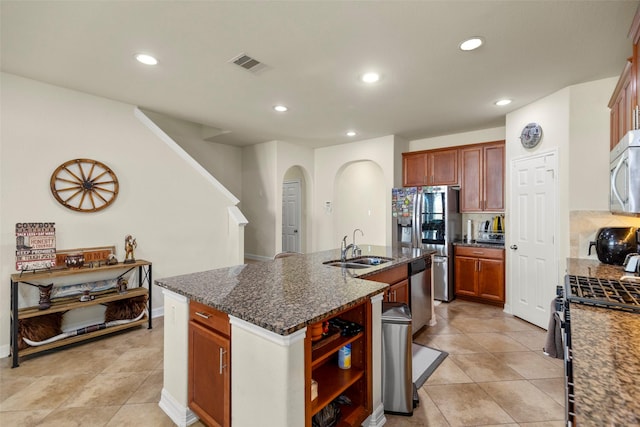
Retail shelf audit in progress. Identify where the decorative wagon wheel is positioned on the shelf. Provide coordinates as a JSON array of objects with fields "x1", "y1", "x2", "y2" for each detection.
[{"x1": 50, "y1": 159, "x2": 119, "y2": 212}]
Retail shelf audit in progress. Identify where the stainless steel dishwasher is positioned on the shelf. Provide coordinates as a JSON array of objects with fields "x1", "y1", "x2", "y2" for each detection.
[{"x1": 409, "y1": 257, "x2": 432, "y2": 334}]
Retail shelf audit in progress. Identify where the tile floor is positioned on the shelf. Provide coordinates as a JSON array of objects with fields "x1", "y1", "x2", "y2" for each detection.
[
  {"x1": 385, "y1": 299, "x2": 566, "y2": 427},
  {"x1": 0, "y1": 299, "x2": 566, "y2": 426}
]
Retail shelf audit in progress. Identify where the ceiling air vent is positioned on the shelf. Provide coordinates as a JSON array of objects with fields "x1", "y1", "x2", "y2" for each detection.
[{"x1": 229, "y1": 53, "x2": 268, "y2": 74}]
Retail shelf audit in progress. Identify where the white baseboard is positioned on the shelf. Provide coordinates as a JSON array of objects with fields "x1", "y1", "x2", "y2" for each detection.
[
  {"x1": 362, "y1": 403, "x2": 386, "y2": 427},
  {"x1": 159, "y1": 388, "x2": 199, "y2": 427},
  {"x1": 152, "y1": 306, "x2": 164, "y2": 318},
  {"x1": 244, "y1": 253, "x2": 272, "y2": 262}
]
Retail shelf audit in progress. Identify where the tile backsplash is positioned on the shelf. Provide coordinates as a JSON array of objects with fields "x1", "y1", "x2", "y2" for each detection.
[{"x1": 570, "y1": 210, "x2": 640, "y2": 259}]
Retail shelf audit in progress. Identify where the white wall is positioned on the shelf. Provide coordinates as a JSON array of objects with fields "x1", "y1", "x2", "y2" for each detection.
[
  {"x1": 410, "y1": 127, "x2": 506, "y2": 151},
  {"x1": 0, "y1": 73, "x2": 244, "y2": 355},
  {"x1": 139, "y1": 109, "x2": 243, "y2": 200},
  {"x1": 242, "y1": 141, "x2": 278, "y2": 258},
  {"x1": 314, "y1": 135, "x2": 397, "y2": 251}
]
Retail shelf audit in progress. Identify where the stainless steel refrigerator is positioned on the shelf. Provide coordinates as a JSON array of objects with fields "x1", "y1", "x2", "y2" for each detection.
[{"x1": 392, "y1": 186, "x2": 461, "y2": 302}]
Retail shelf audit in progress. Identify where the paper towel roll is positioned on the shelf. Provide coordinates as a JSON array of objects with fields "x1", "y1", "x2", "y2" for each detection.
[{"x1": 467, "y1": 219, "x2": 472, "y2": 243}]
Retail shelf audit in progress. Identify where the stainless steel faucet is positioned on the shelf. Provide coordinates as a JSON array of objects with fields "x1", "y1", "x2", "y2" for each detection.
[
  {"x1": 352, "y1": 228, "x2": 364, "y2": 257},
  {"x1": 340, "y1": 235, "x2": 354, "y2": 262}
]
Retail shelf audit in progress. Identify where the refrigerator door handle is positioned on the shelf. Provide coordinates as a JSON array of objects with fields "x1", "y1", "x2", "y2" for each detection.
[{"x1": 414, "y1": 190, "x2": 421, "y2": 248}]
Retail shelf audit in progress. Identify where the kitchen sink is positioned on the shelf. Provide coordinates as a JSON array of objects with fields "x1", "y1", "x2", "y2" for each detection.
[
  {"x1": 348, "y1": 256, "x2": 393, "y2": 266},
  {"x1": 323, "y1": 256, "x2": 393, "y2": 269},
  {"x1": 323, "y1": 261, "x2": 372, "y2": 269}
]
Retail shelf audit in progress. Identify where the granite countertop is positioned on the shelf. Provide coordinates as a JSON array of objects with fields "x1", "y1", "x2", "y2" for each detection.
[
  {"x1": 565, "y1": 258, "x2": 640, "y2": 425},
  {"x1": 453, "y1": 240, "x2": 505, "y2": 249},
  {"x1": 566, "y1": 257, "x2": 632, "y2": 281},
  {"x1": 155, "y1": 245, "x2": 432, "y2": 336},
  {"x1": 569, "y1": 304, "x2": 640, "y2": 426}
]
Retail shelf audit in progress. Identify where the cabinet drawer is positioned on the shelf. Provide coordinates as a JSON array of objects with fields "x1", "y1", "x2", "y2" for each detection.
[
  {"x1": 363, "y1": 264, "x2": 408, "y2": 284},
  {"x1": 190, "y1": 300, "x2": 230, "y2": 337},
  {"x1": 455, "y1": 246, "x2": 504, "y2": 260}
]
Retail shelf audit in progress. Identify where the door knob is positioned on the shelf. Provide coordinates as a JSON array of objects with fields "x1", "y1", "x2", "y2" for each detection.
[
  {"x1": 294, "y1": 229, "x2": 298, "y2": 233},
  {"x1": 510, "y1": 245, "x2": 518, "y2": 250}
]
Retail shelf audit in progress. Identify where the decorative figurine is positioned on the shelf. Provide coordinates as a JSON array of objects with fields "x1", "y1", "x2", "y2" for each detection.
[
  {"x1": 38, "y1": 284, "x2": 53, "y2": 310},
  {"x1": 117, "y1": 277, "x2": 128, "y2": 294},
  {"x1": 123, "y1": 235, "x2": 137, "y2": 264}
]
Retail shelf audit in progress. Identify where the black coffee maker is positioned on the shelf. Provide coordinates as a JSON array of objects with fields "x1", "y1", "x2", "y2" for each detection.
[{"x1": 588, "y1": 227, "x2": 639, "y2": 265}]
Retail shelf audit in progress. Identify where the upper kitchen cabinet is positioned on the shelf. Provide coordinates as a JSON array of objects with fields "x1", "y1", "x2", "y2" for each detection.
[
  {"x1": 459, "y1": 141, "x2": 505, "y2": 212},
  {"x1": 610, "y1": 7, "x2": 640, "y2": 149},
  {"x1": 402, "y1": 148, "x2": 458, "y2": 187},
  {"x1": 609, "y1": 60, "x2": 634, "y2": 149}
]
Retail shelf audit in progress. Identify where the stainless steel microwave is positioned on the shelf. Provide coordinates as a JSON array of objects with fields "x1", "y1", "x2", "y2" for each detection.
[{"x1": 610, "y1": 131, "x2": 640, "y2": 215}]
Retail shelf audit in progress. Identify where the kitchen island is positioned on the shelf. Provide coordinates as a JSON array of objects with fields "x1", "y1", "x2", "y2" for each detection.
[
  {"x1": 155, "y1": 245, "x2": 432, "y2": 427},
  {"x1": 565, "y1": 259, "x2": 640, "y2": 426}
]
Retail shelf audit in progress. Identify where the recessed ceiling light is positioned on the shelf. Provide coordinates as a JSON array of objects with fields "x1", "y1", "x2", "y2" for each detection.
[
  {"x1": 346, "y1": 131, "x2": 357, "y2": 137},
  {"x1": 135, "y1": 53, "x2": 158, "y2": 65},
  {"x1": 361, "y1": 72, "x2": 380, "y2": 83},
  {"x1": 495, "y1": 99, "x2": 512, "y2": 106},
  {"x1": 459, "y1": 37, "x2": 483, "y2": 51},
  {"x1": 273, "y1": 105, "x2": 288, "y2": 112}
]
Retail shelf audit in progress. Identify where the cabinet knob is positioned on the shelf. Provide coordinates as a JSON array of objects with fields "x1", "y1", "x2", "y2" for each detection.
[{"x1": 510, "y1": 245, "x2": 518, "y2": 250}]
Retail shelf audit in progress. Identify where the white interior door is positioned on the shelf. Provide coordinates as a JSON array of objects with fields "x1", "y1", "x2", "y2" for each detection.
[
  {"x1": 510, "y1": 151, "x2": 558, "y2": 329},
  {"x1": 282, "y1": 180, "x2": 301, "y2": 253}
]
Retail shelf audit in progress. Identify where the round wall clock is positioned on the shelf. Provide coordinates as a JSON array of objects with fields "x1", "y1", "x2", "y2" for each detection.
[
  {"x1": 520, "y1": 123, "x2": 543, "y2": 149},
  {"x1": 50, "y1": 159, "x2": 119, "y2": 212}
]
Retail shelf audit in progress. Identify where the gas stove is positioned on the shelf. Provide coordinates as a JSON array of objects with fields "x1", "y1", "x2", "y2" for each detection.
[{"x1": 565, "y1": 275, "x2": 640, "y2": 314}]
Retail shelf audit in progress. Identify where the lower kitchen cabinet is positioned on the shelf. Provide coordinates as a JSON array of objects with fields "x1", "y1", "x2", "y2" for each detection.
[
  {"x1": 454, "y1": 246, "x2": 505, "y2": 305},
  {"x1": 364, "y1": 264, "x2": 409, "y2": 304},
  {"x1": 189, "y1": 301, "x2": 230, "y2": 427}
]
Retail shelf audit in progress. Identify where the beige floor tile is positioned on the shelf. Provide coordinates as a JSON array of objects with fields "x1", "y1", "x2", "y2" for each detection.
[
  {"x1": 101, "y1": 346, "x2": 163, "y2": 374},
  {"x1": 483, "y1": 316, "x2": 544, "y2": 332},
  {"x1": 36, "y1": 406, "x2": 120, "y2": 426},
  {"x1": 0, "y1": 375, "x2": 36, "y2": 403},
  {"x1": 425, "y1": 383, "x2": 515, "y2": 426},
  {"x1": 423, "y1": 334, "x2": 488, "y2": 354},
  {"x1": 518, "y1": 421, "x2": 566, "y2": 426},
  {"x1": 424, "y1": 357, "x2": 473, "y2": 385},
  {"x1": 494, "y1": 351, "x2": 564, "y2": 379},
  {"x1": 105, "y1": 402, "x2": 175, "y2": 427},
  {"x1": 126, "y1": 370, "x2": 163, "y2": 404},
  {"x1": 0, "y1": 409, "x2": 51, "y2": 426},
  {"x1": 386, "y1": 387, "x2": 450, "y2": 426},
  {"x1": 416, "y1": 318, "x2": 463, "y2": 336},
  {"x1": 530, "y1": 377, "x2": 566, "y2": 406},
  {"x1": 447, "y1": 317, "x2": 501, "y2": 333},
  {"x1": 505, "y1": 329, "x2": 548, "y2": 351},
  {"x1": 466, "y1": 332, "x2": 531, "y2": 352},
  {"x1": 0, "y1": 374, "x2": 95, "y2": 412},
  {"x1": 62, "y1": 371, "x2": 151, "y2": 408},
  {"x1": 450, "y1": 353, "x2": 523, "y2": 382},
  {"x1": 479, "y1": 380, "x2": 566, "y2": 422}
]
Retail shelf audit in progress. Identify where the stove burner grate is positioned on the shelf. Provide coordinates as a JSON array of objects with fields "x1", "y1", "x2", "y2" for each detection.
[{"x1": 566, "y1": 275, "x2": 640, "y2": 313}]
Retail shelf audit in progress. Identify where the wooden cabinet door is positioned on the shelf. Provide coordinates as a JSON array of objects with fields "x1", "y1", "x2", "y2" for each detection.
[
  {"x1": 477, "y1": 258, "x2": 505, "y2": 303},
  {"x1": 459, "y1": 146, "x2": 483, "y2": 212},
  {"x1": 403, "y1": 152, "x2": 427, "y2": 187},
  {"x1": 483, "y1": 143, "x2": 505, "y2": 211},
  {"x1": 454, "y1": 256, "x2": 478, "y2": 297},
  {"x1": 460, "y1": 142, "x2": 504, "y2": 212},
  {"x1": 427, "y1": 148, "x2": 458, "y2": 186},
  {"x1": 189, "y1": 321, "x2": 230, "y2": 427},
  {"x1": 610, "y1": 62, "x2": 633, "y2": 149},
  {"x1": 388, "y1": 279, "x2": 409, "y2": 304}
]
